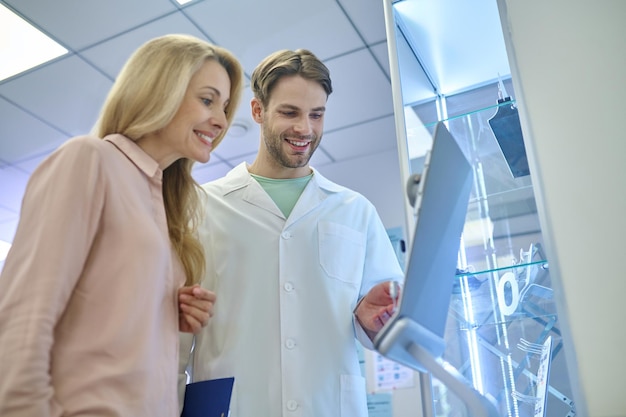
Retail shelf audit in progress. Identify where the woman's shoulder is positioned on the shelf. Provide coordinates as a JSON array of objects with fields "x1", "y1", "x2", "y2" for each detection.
[
  {"x1": 36, "y1": 135, "x2": 112, "y2": 176},
  {"x1": 50, "y1": 135, "x2": 118, "y2": 165},
  {"x1": 58, "y1": 135, "x2": 107, "y2": 152}
]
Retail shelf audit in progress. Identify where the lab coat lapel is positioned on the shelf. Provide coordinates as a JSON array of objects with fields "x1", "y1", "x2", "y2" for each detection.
[
  {"x1": 223, "y1": 163, "x2": 285, "y2": 219},
  {"x1": 243, "y1": 180, "x2": 285, "y2": 219},
  {"x1": 285, "y1": 180, "x2": 327, "y2": 227}
]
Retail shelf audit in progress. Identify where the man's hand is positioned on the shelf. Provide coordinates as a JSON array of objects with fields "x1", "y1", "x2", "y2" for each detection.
[
  {"x1": 355, "y1": 281, "x2": 400, "y2": 340},
  {"x1": 178, "y1": 285, "x2": 216, "y2": 334}
]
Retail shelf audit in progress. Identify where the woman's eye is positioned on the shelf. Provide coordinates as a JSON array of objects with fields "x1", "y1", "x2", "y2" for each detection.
[{"x1": 201, "y1": 98, "x2": 213, "y2": 106}]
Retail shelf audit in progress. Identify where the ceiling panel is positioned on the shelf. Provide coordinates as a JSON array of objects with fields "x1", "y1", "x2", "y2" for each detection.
[
  {"x1": 186, "y1": 0, "x2": 365, "y2": 71},
  {"x1": 0, "y1": 205, "x2": 17, "y2": 224},
  {"x1": 0, "y1": 55, "x2": 113, "y2": 137},
  {"x1": 192, "y1": 159, "x2": 237, "y2": 186},
  {"x1": 307, "y1": 143, "x2": 334, "y2": 168},
  {"x1": 322, "y1": 115, "x2": 398, "y2": 161},
  {"x1": 371, "y1": 41, "x2": 391, "y2": 80},
  {"x1": 337, "y1": 0, "x2": 388, "y2": 44},
  {"x1": 80, "y1": 13, "x2": 208, "y2": 79},
  {"x1": 12, "y1": 153, "x2": 49, "y2": 175},
  {"x1": 0, "y1": 164, "x2": 29, "y2": 213},
  {"x1": 324, "y1": 48, "x2": 394, "y2": 131},
  {"x1": 0, "y1": 98, "x2": 69, "y2": 163},
  {"x1": 3, "y1": 0, "x2": 179, "y2": 51}
]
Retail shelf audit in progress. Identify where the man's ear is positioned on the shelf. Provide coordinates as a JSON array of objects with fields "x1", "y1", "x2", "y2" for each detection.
[{"x1": 251, "y1": 97, "x2": 263, "y2": 123}]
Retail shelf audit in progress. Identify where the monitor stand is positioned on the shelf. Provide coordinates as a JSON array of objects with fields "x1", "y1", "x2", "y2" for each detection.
[{"x1": 407, "y1": 341, "x2": 500, "y2": 417}]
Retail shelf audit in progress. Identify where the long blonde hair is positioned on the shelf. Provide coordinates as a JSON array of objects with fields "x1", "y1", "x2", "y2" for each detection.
[{"x1": 94, "y1": 34, "x2": 244, "y2": 285}]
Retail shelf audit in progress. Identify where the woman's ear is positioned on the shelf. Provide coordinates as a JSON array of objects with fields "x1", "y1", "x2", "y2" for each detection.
[{"x1": 250, "y1": 97, "x2": 263, "y2": 123}]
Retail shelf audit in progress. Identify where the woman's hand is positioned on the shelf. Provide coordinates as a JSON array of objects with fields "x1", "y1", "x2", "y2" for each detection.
[{"x1": 178, "y1": 285, "x2": 216, "y2": 334}]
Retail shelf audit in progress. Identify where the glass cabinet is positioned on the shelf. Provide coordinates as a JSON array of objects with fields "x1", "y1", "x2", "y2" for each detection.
[
  {"x1": 382, "y1": 0, "x2": 577, "y2": 415},
  {"x1": 423, "y1": 107, "x2": 575, "y2": 417}
]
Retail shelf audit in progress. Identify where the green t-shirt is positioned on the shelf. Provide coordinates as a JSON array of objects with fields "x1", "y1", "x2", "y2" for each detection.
[{"x1": 251, "y1": 173, "x2": 313, "y2": 217}]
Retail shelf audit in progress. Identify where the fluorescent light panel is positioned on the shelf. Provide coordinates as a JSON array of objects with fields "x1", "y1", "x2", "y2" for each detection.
[
  {"x1": 0, "y1": 4, "x2": 68, "y2": 81},
  {"x1": 176, "y1": 0, "x2": 194, "y2": 4}
]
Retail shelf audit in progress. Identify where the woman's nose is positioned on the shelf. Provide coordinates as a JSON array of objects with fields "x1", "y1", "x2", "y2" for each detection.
[{"x1": 211, "y1": 109, "x2": 227, "y2": 131}]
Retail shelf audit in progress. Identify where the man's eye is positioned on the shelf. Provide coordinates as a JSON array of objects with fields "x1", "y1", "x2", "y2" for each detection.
[
  {"x1": 311, "y1": 113, "x2": 323, "y2": 120},
  {"x1": 281, "y1": 111, "x2": 296, "y2": 117}
]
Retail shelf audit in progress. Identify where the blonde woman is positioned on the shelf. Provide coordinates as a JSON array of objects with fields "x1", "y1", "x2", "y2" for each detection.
[{"x1": 0, "y1": 34, "x2": 243, "y2": 416}]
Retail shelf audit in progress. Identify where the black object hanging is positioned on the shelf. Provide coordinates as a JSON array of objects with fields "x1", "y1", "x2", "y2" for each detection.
[{"x1": 488, "y1": 80, "x2": 530, "y2": 178}]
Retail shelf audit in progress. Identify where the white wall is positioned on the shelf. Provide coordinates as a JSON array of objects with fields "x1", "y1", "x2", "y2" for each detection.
[
  {"x1": 317, "y1": 148, "x2": 407, "y2": 232},
  {"x1": 499, "y1": 1, "x2": 626, "y2": 416}
]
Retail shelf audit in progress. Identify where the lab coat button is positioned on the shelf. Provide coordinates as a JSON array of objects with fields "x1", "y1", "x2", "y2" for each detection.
[
  {"x1": 285, "y1": 338, "x2": 296, "y2": 349},
  {"x1": 284, "y1": 282, "x2": 294, "y2": 291},
  {"x1": 286, "y1": 400, "x2": 298, "y2": 411},
  {"x1": 281, "y1": 231, "x2": 292, "y2": 239}
]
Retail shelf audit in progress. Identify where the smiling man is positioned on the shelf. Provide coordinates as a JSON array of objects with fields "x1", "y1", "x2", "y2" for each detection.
[{"x1": 179, "y1": 49, "x2": 404, "y2": 417}]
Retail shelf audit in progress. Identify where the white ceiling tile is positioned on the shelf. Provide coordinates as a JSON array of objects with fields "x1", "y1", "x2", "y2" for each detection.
[
  {"x1": 338, "y1": 0, "x2": 388, "y2": 44},
  {"x1": 192, "y1": 160, "x2": 233, "y2": 185},
  {"x1": 0, "y1": 98, "x2": 69, "y2": 163},
  {"x1": 185, "y1": 0, "x2": 364, "y2": 72},
  {"x1": 212, "y1": 128, "x2": 260, "y2": 162},
  {"x1": 0, "y1": 164, "x2": 29, "y2": 213},
  {"x1": 80, "y1": 12, "x2": 210, "y2": 79},
  {"x1": 322, "y1": 115, "x2": 398, "y2": 161},
  {"x1": 4, "y1": 0, "x2": 179, "y2": 50},
  {"x1": 14, "y1": 154, "x2": 49, "y2": 175},
  {"x1": 192, "y1": 153, "x2": 255, "y2": 185},
  {"x1": 371, "y1": 42, "x2": 391, "y2": 80},
  {"x1": 0, "y1": 206, "x2": 18, "y2": 224},
  {"x1": 0, "y1": 55, "x2": 113, "y2": 137},
  {"x1": 220, "y1": 153, "x2": 255, "y2": 169},
  {"x1": 324, "y1": 49, "x2": 394, "y2": 131},
  {"x1": 309, "y1": 145, "x2": 333, "y2": 168}
]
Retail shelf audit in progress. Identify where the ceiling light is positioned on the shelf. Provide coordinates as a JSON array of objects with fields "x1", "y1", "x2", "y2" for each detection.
[
  {"x1": 0, "y1": 4, "x2": 68, "y2": 81},
  {"x1": 0, "y1": 240, "x2": 11, "y2": 263},
  {"x1": 176, "y1": 0, "x2": 194, "y2": 5}
]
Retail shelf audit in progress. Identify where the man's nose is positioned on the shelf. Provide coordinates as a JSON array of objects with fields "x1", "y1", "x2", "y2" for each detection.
[{"x1": 293, "y1": 116, "x2": 312, "y2": 134}]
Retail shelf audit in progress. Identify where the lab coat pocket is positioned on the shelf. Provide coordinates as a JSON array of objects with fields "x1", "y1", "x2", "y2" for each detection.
[
  {"x1": 318, "y1": 221, "x2": 366, "y2": 285},
  {"x1": 340, "y1": 374, "x2": 368, "y2": 417}
]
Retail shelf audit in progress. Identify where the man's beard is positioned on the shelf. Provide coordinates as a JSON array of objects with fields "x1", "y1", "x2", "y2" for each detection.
[{"x1": 262, "y1": 124, "x2": 321, "y2": 169}]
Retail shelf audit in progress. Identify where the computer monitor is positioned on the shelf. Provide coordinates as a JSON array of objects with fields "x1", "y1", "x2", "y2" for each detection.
[{"x1": 374, "y1": 121, "x2": 474, "y2": 372}]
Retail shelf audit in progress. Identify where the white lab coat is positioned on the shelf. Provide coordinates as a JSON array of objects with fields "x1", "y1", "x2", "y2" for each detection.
[{"x1": 179, "y1": 163, "x2": 404, "y2": 417}]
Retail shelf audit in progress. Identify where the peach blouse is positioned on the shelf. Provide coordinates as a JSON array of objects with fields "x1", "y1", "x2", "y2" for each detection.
[{"x1": 0, "y1": 134, "x2": 185, "y2": 416}]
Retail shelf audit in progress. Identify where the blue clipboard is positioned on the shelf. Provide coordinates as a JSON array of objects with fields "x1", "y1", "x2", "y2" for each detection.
[{"x1": 181, "y1": 377, "x2": 235, "y2": 417}]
